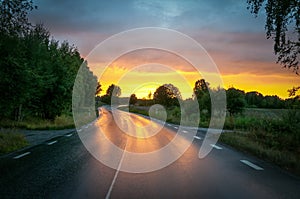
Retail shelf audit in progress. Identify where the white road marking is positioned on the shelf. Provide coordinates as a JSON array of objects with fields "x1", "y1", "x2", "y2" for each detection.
[
  {"x1": 105, "y1": 142, "x2": 128, "y2": 199},
  {"x1": 167, "y1": 124, "x2": 171, "y2": 126},
  {"x1": 240, "y1": 160, "x2": 264, "y2": 170},
  {"x1": 182, "y1": 130, "x2": 188, "y2": 133},
  {"x1": 210, "y1": 144, "x2": 222, "y2": 150},
  {"x1": 193, "y1": 136, "x2": 202, "y2": 140},
  {"x1": 47, "y1": 140, "x2": 57, "y2": 145},
  {"x1": 174, "y1": 126, "x2": 178, "y2": 129},
  {"x1": 13, "y1": 152, "x2": 31, "y2": 159},
  {"x1": 65, "y1": 133, "x2": 73, "y2": 137},
  {"x1": 77, "y1": 129, "x2": 82, "y2": 132},
  {"x1": 84, "y1": 125, "x2": 89, "y2": 129}
]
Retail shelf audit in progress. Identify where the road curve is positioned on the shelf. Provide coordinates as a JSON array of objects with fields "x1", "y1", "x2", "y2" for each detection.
[{"x1": 0, "y1": 107, "x2": 299, "y2": 199}]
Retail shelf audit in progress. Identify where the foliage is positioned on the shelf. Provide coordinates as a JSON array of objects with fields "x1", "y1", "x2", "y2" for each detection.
[
  {"x1": 129, "y1": 94, "x2": 138, "y2": 105},
  {"x1": 193, "y1": 79, "x2": 209, "y2": 99},
  {"x1": 95, "y1": 81, "x2": 102, "y2": 96},
  {"x1": 106, "y1": 84, "x2": 121, "y2": 97},
  {"x1": 100, "y1": 84, "x2": 121, "y2": 105},
  {"x1": 226, "y1": 87, "x2": 246, "y2": 116},
  {"x1": 153, "y1": 84, "x2": 181, "y2": 107},
  {"x1": 0, "y1": 1, "x2": 97, "y2": 121},
  {"x1": 247, "y1": 0, "x2": 300, "y2": 73}
]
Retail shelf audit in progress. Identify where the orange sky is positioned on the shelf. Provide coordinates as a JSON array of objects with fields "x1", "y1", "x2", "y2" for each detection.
[{"x1": 88, "y1": 49, "x2": 300, "y2": 99}]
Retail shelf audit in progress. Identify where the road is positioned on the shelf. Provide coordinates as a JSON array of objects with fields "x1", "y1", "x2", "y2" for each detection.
[{"x1": 0, "y1": 107, "x2": 299, "y2": 198}]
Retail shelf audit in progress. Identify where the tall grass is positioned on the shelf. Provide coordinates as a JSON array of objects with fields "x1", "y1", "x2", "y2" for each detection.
[
  {"x1": 0, "y1": 114, "x2": 75, "y2": 130},
  {"x1": 0, "y1": 129, "x2": 28, "y2": 155},
  {"x1": 221, "y1": 109, "x2": 300, "y2": 175}
]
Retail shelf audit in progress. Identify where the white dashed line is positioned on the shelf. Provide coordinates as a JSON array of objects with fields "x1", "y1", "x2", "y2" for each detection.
[
  {"x1": 210, "y1": 144, "x2": 222, "y2": 150},
  {"x1": 167, "y1": 124, "x2": 171, "y2": 126},
  {"x1": 77, "y1": 129, "x2": 82, "y2": 132},
  {"x1": 47, "y1": 140, "x2": 58, "y2": 145},
  {"x1": 84, "y1": 125, "x2": 89, "y2": 129},
  {"x1": 182, "y1": 130, "x2": 188, "y2": 133},
  {"x1": 105, "y1": 142, "x2": 128, "y2": 199},
  {"x1": 240, "y1": 160, "x2": 264, "y2": 170},
  {"x1": 65, "y1": 133, "x2": 73, "y2": 137},
  {"x1": 193, "y1": 136, "x2": 202, "y2": 140},
  {"x1": 13, "y1": 152, "x2": 31, "y2": 159},
  {"x1": 174, "y1": 126, "x2": 178, "y2": 129}
]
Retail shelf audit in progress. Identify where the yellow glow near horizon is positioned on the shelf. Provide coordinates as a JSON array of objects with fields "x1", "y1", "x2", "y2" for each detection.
[
  {"x1": 89, "y1": 48, "x2": 300, "y2": 100},
  {"x1": 96, "y1": 67, "x2": 300, "y2": 99}
]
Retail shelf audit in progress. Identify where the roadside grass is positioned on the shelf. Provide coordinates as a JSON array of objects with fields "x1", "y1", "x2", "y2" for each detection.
[
  {"x1": 220, "y1": 131, "x2": 300, "y2": 175},
  {"x1": 129, "y1": 105, "x2": 300, "y2": 175},
  {"x1": 0, "y1": 114, "x2": 75, "y2": 130},
  {"x1": 0, "y1": 129, "x2": 28, "y2": 155}
]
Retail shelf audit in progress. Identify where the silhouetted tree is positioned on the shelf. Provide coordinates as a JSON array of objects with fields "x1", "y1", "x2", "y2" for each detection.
[
  {"x1": 106, "y1": 84, "x2": 121, "y2": 97},
  {"x1": 226, "y1": 87, "x2": 246, "y2": 116},
  {"x1": 245, "y1": 91, "x2": 264, "y2": 108},
  {"x1": 95, "y1": 81, "x2": 102, "y2": 96},
  {"x1": 247, "y1": 0, "x2": 299, "y2": 73},
  {"x1": 100, "y1": 84, "x2": 121, "y2": 105},
  {"x1": 153, "y1": 84, "x2": 181, "y2": 107},
  {"x1": 193, "y1": 79, "x2": 212, "y2": 115},
  {"x1": 193, "y1": 79, "x2": 209, "y2": 100},
  {"x1": 129, "y1": 94, "x2": 138, "y2": 105}
]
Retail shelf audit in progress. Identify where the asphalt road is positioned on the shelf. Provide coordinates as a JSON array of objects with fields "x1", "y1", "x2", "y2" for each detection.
[{"x1": 0, "y1": 108, "x2": 299, "y2": 199}]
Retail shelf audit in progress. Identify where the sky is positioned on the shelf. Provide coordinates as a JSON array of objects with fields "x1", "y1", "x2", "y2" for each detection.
[{"x1": 29, "y1": 0, "x2": 300, "y2": 99}]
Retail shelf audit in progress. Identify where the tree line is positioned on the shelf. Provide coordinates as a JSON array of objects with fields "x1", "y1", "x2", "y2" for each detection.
[
  {"x1": 101, "y1": 79, "x2": 300, "y2": 116},
  {"x1": 0, "y1": 0, "x2": 97, "y2": 121}
]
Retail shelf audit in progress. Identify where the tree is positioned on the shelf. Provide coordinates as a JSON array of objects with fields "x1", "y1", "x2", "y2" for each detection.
[
  {"x1": 247, "y1": 0, "x2": 300, "y2": 73},
  {"x1": 193, "y1": 79, "x2": 211, "y2": 115},
  {"x1": 100, "y1": 84, "x2": 121, "y2": 105},
  {"x1": 147, "y1": 91, "x2": 152, "y2": 99},
  {"x1": 245, "y1": 91, "x2": 264, "y2": 107},
  {"x1": 226, "y1": 87, "x2": 246, "y2": 116},
  {"x1": 0, "y1": 0, "x2": 97, "y2": 120},
  {"x1": 153, "y1": 84, "x2": 181, "y2": 107},
  {"x1": 129, "y1": 94, "x2": 138, "y2": 105},
  {"x1": 288, "y1": 86, "x2": 300, "y2": 97},
  {"x1": 193, "y1": 79, "x2": 209, "y2": 100},
  {"x1": 95, "y1": 81, "x2": 102, "y2": 96},
  {"x1": 0, "y1": 0, "x2": 37, "y2": 36},
  {"x1": 106, "y1": 84, "x2": 121, "y2": 97}
]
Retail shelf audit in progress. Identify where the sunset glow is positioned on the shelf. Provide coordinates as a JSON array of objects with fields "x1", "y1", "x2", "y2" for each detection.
[{"x1": 29, "y1": 0, "x2": 300, "y2": 99}]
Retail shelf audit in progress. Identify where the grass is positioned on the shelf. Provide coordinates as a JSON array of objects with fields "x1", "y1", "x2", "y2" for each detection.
[
  {"x1": 0, "y1": 129, "x2": 28, "y2": 155},
  {"x1": 220, "y1": 131, "x2": 300, "y2": 175},
  {"x1": 0, "y1": 114, "x2": 75, "y2": 130},
  {"x1": 129, "y1": 105, "x2": 300, "y2": 175}
]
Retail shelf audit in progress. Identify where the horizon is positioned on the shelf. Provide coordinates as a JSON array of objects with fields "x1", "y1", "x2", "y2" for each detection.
[{"x1": 29, "y1": 0, "x2": 300, "y2": 99}]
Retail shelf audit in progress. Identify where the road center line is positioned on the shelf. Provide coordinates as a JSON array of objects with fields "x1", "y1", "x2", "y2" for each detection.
[
  {"x1": 65, "y1": 133, "x2": 73, "y2": 137},
  {"x1": 182, "y1": 130, "x2": 188, "y2": 133},
  {"x1": 47, "y1": 140, "x2": 57, "y2": 145},
  {"x1": 210, "y1": 144, "x2": 222, "y2": 150},
  {"x1": 174, "y1": 126, "x2": 178, "y2": 129},
  {"x1": 240, "y1": 160, "x2": 264, "y2": 170},
  {"x1": 105, "y1": 142, "x2": 128, "y2": 199},
  {"x1": 13, "y1": 152, "x2": 31, "y2": 159},
  {"x1": 193, "y1": 136, "x2": 202, "y2": 140}
]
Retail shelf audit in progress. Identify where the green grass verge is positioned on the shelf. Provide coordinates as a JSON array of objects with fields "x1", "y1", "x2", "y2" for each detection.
[
  {"x1": 130, "y1": 105, "x2": 300, "y2": 176},
  {"x1": 0, "y1": 114, "x2": 75, "y2": 130},
  {"x1": 0, "y1": 130, "x2": 28, "y2": 155},
  {"x1": 220, "y1": 131, "x2": 300, "y2": 176}
]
